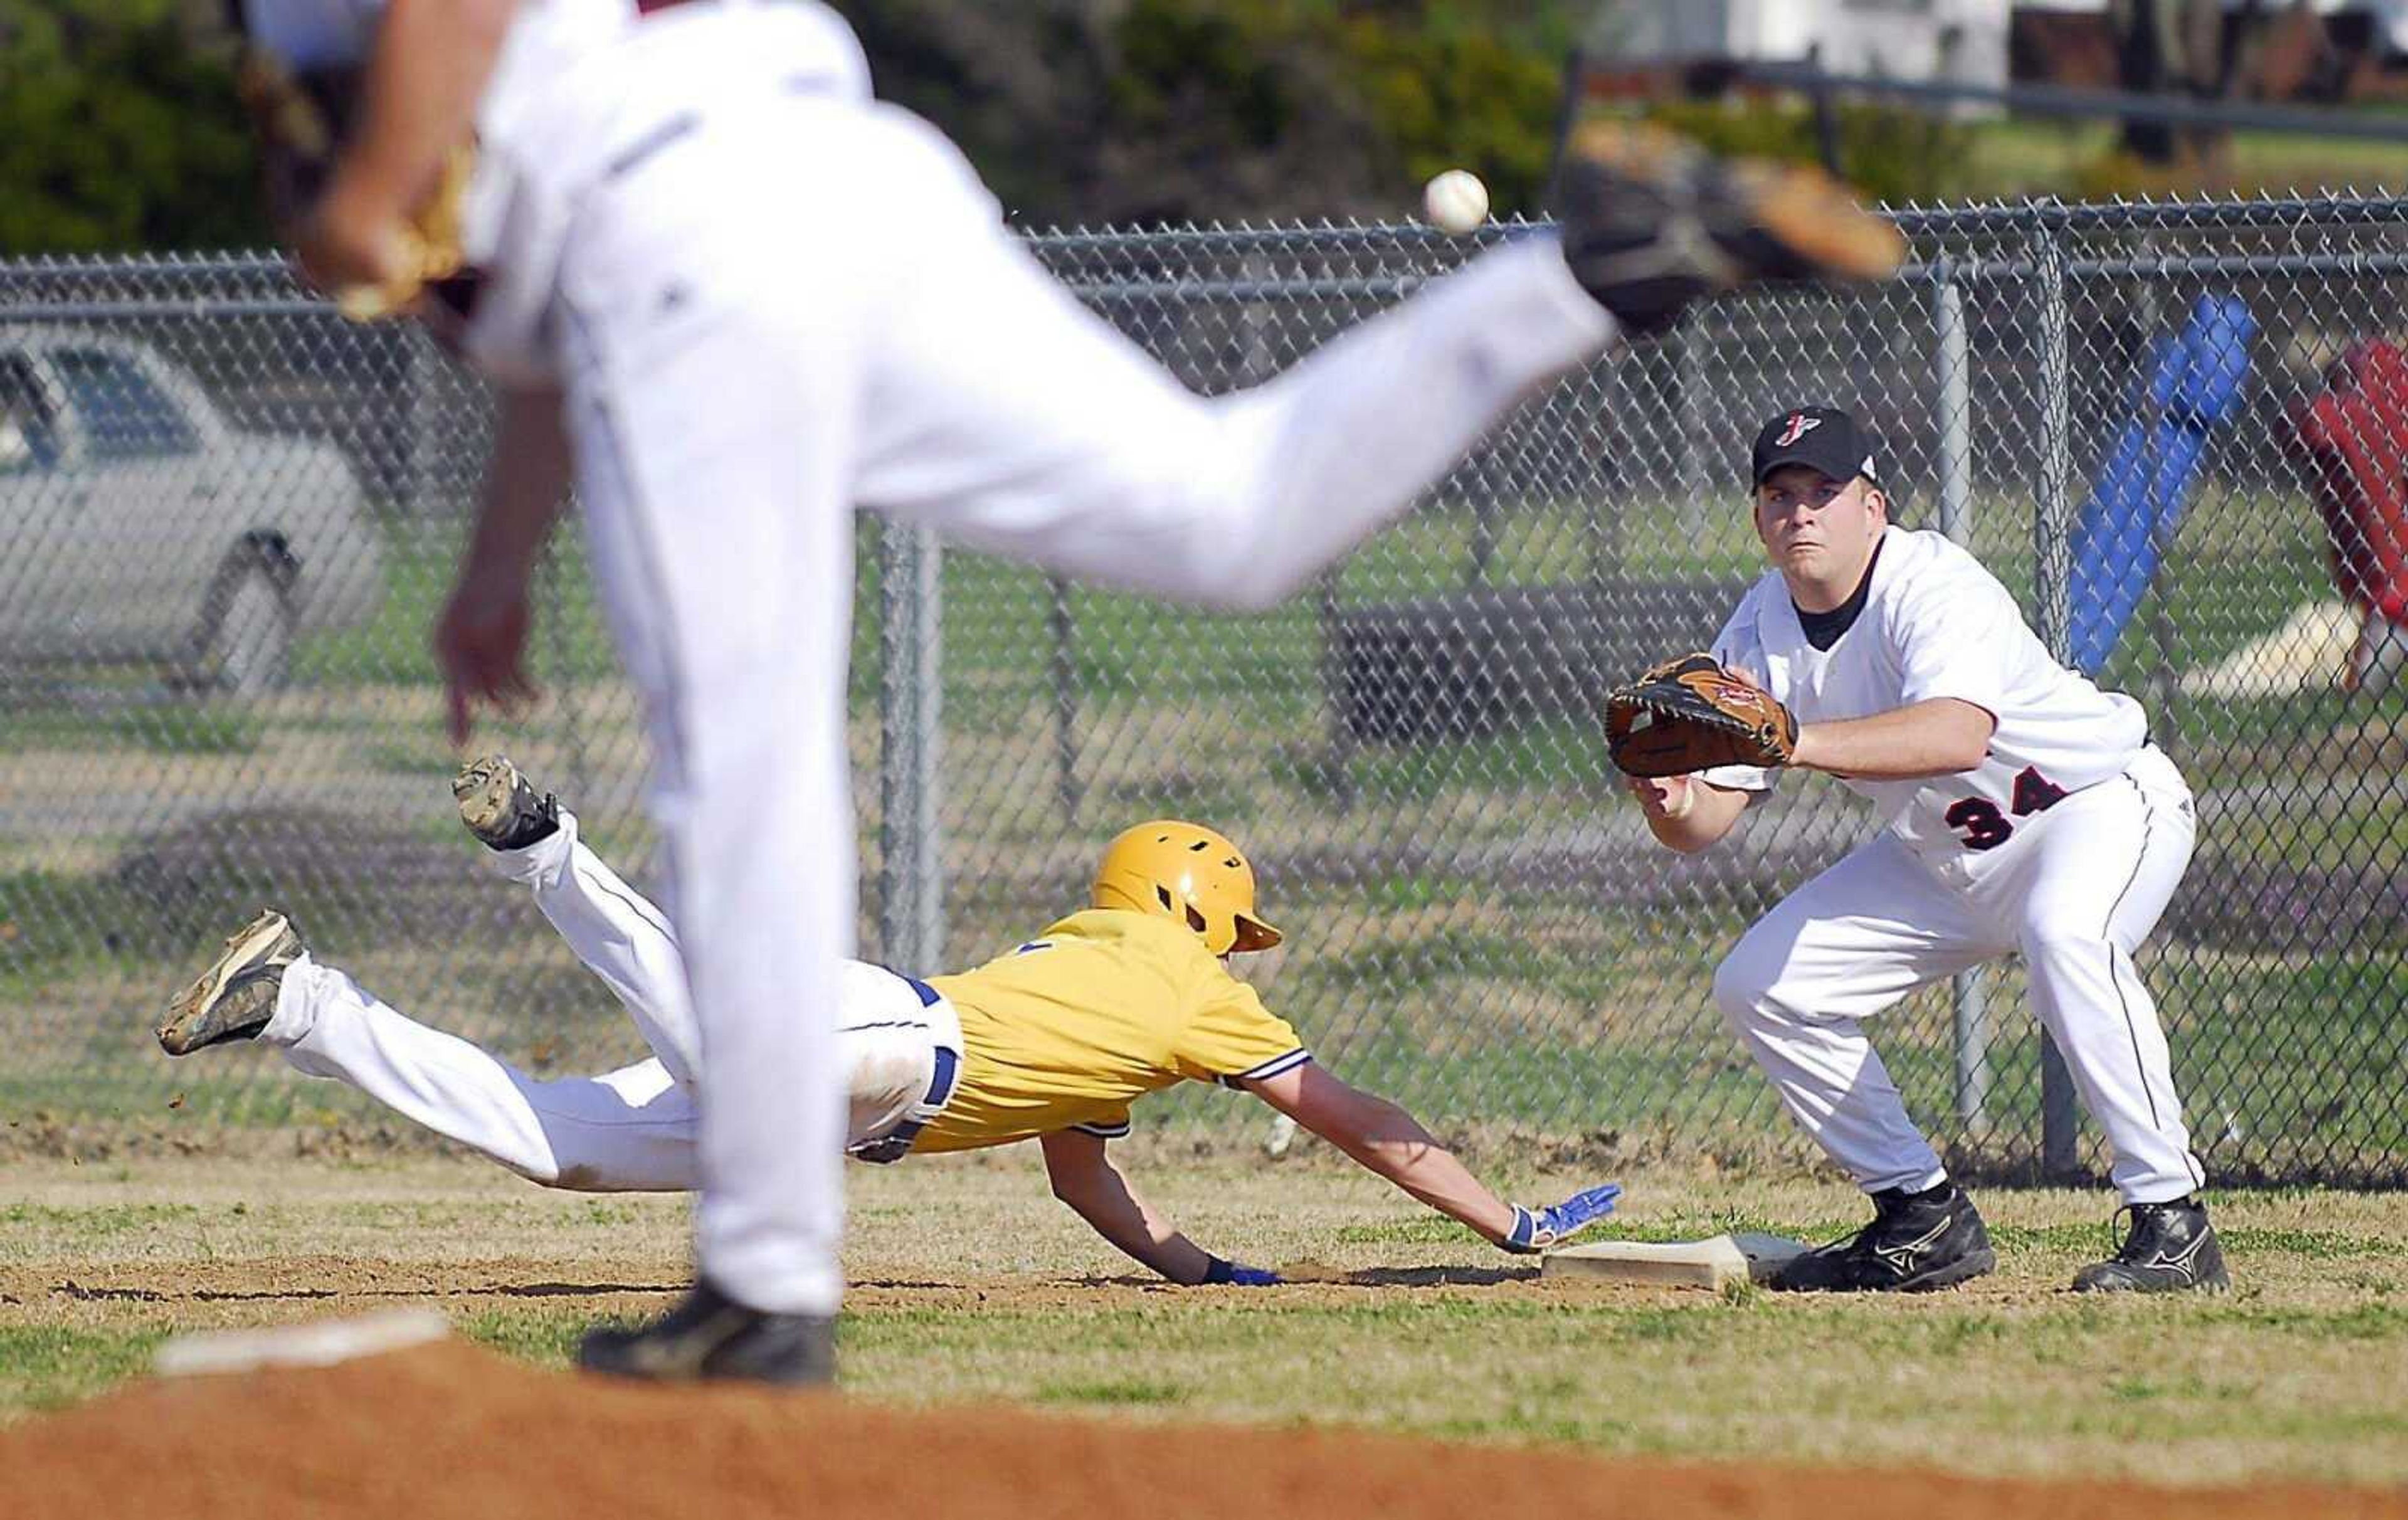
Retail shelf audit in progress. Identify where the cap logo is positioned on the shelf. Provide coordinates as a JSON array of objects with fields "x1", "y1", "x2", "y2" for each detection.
[{"x1": 1775, "y1": 413, "x2": 1822, "y2": 446}]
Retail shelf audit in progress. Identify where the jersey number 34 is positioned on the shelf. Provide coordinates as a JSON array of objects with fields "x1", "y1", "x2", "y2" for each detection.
[{"x1": 1945, "y1": 767, "x2": 2069, "y2": 850}]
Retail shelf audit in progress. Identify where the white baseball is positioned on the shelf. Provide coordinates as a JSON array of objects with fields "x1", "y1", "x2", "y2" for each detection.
[{"x1": 1422, "y1": 169, "x2": 1490, "y2": 236}]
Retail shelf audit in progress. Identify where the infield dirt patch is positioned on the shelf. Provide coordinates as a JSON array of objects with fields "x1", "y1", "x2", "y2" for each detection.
[{"x1": 7, "y1": 1336, "x2": 2406, "y2": 1520}]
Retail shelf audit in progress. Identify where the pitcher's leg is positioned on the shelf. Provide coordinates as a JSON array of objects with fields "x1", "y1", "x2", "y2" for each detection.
[{"x1": 562, "y1": 265, "x2": 857, "y2": 1319}]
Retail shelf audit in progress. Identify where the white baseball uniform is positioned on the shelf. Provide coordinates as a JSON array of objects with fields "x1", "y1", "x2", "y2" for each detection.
[
  {"x1": 1704, "y1": 525, "x2": 2206, "y2": 1205},
  {"x1": 258, "y1": 808, "x2": 965, "y2": 1188},
  {"x1": 243, "y1": 0, "x2": 1620, "y2": 1314}
]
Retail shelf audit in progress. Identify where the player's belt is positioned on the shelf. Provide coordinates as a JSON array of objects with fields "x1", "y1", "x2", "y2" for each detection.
[
  {"x1": 921, "y1": 1046, "x2": 961, "y2": 1112},
  {"x1": 857, "y1": 977, "x2": 960, "y2": 1158},
  {"x1": 901, "y1": 976, "x2": 961, "y2": 1114}
]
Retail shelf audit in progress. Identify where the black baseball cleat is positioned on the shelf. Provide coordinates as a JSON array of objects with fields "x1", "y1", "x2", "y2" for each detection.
[
  {"x1": 157, "y1": 909, "x2": 304, "y2": 1055},
  {"x1": 452, "y1": 754, "x2": 560, "y2": 852},
  {"x1": 2072, "y1": 1197, "x2": 2231, "y2": 1294},
  {"x1": 1552, "y1": 120, "x2": 1908, "y2": 337},
  {"x1": 578, "y1": 1279, "x2": 835, "y2": 1387},
  {"x1": 1771, "y1": 1181, "x2": 1997, "y2": 1293}
]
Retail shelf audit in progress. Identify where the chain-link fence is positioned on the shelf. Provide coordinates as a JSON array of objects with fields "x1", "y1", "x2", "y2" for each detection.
[{"x1": 2, "y1": 194, "x2": 2403, "y2": 1185}]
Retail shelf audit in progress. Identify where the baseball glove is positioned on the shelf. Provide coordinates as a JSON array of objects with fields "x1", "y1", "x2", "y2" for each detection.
[
  {"x1": 1603, "y1": 653, "x2": 1798, "y2": 778},
  {"x1": 236, "y1": 48, "x2": 477, "y2": 324}
]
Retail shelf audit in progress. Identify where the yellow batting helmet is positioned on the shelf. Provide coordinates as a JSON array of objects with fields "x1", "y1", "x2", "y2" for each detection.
[{"x1": 1091, "y1": 820, "x2": 1282, "y2": 956}]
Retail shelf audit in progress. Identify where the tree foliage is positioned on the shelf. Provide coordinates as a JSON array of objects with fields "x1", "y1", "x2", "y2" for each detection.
[
  {"x1": 853, "y1": 0, "x2": 1576, "y2": 227},
  {"x1": 0, "y1": 0, "x2": 1584, "y2": 255},
  {"x1": 1641, "y1": 98, "x2": 1983, "y2": 210},
  {"x1": 0, "y1": 0, "x2": 267, "y2": 256}
]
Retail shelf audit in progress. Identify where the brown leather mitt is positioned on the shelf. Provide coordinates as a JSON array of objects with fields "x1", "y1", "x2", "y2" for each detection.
[
  {"x1": 236, "y1": 48, "x2": 477, "y2": 324},
  {"x1": 1603, "y1": 653, "x2": 1798, "y2": 778}
]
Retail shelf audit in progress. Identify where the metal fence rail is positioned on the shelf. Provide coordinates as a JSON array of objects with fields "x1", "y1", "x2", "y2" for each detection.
[{"x1": 2, "y1": 193, "x2": 2403, "y2": 1186}]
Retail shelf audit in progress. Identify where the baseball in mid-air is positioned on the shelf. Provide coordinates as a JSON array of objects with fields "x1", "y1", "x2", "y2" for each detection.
[{"x1": 1422, "y1": 168, "x2": 1490, "y2": 235}]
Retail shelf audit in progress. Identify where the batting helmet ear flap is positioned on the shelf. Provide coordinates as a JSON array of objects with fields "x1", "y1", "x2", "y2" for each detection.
[{"x1": 1092, "y1": 820, "x2": 1282, "y2": 956}]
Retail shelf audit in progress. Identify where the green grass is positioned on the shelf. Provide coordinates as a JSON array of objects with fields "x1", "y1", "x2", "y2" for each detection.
[
  {"x1": 0, "y1": 1327, "x2": 167, "y2": 1416},
  {"x1": 0, "y1": 703, "x2": 261, "y2": 757},
  {"x1": 7, "y1": 1161, "x2": 2408, "y2": 1484},
  {"x1": 1958, "y1": 117, "x2": 2408, "y2": 201}
]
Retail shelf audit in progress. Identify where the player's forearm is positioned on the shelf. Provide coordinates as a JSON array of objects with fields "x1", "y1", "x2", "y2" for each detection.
[
  {"x1": 1042, "y1": 1134, "x2": 1220, "y2": 1284},
  {"x1": 1638, "y1": 783, "x2": 1751, "y2": 853},
  {"x1": 1318, "y1": 1094, "x2": 1518, "y2": 1244},
  {"x1": 328, "y1": 0, "x2": 515, "y2": 223},
  {"x1": 1792, "y1": 699, "x2": 1994, "y2": 779},
  {"x1": 463, "y1": 385, "x2": 571, "y2": 583},
  {"x1": 1055, "y1": 1176, "x2": 1215, "y2": 1285}
]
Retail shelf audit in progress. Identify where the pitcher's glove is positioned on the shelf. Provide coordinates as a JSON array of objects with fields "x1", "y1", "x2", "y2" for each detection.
[
  {"x1": 236, "y1": 48, "x2": 478, "y2": 325},
  {"x1": 1603, "y1": 653, "x2": 1798, "y2": 778}
]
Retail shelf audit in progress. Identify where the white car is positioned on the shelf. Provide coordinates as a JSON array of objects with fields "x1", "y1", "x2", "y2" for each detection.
[{"x1": 0, "y1": 332, "x2": 384, "y2": 695}]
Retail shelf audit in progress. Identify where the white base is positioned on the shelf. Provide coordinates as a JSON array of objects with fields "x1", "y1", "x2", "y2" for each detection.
[
  {"x1": 154, "y1": 1307, "x2": 452, "y2": 1377},
  {"x1": 1540, "y1": 1232, "x2": 1807, "y2": 1290}
]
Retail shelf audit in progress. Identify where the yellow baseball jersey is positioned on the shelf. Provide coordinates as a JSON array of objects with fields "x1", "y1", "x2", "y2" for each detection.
[{"x1": 910, "y1": 909, "x2": 1309, "y2": 1153}]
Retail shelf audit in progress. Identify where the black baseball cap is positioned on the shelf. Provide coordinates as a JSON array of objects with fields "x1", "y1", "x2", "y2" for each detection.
[{"x1": 1750, "y1": 405, "x2": 1879, "y2": 487}]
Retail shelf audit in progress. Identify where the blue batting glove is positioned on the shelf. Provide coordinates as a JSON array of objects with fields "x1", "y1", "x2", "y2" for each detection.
[
  {"x1": 1501, "y1": 1182, "x2": 1622, "y2": 1254},
  {"x1": 1202, "y1": 1256, "x2": 1282, "y2": 1286}
]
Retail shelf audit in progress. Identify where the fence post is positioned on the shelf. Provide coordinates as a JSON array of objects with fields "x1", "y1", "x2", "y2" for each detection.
[
  {"x1": 1675, "y1": 312, "x2": 1709, "y2": 534},
  {"x1": 2029, "y1": 208, "x2": 2083, "y2": 1178},
  {"x1": 878, "y1": 519, "x2": 944, "y2": 976},
  {"x1": 1933, "y1": 267, "x2": 1990, "y2": 1134},
  {"x1": 1048, "y1": 574, "x2": 1082, "y2": 825}
]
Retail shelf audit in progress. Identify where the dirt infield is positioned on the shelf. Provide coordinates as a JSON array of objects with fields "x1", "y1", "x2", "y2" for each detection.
[{"x1": 3, "y1": 1337, "x2": 2400, "y2": 1520}]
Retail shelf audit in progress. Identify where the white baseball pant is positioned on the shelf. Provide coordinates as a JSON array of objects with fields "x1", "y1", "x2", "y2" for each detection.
[
  {"x1": 544, "y1": 28, "x2": 1618, "y2": 1315},
  {"x1": 256, "y1": 810, "x2": 962, "y2": 1190},
  {"x1": 1713, "y1": 746, "x2": 2206, "y2": 1205}
]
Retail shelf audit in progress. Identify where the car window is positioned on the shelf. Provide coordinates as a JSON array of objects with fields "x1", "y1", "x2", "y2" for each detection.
[
  {"x1": 0, "y1": 354, "x2": 62, "y2": 473},
  {"x1": 51, "y1": 349, "x2": 198, "y2": 460}
]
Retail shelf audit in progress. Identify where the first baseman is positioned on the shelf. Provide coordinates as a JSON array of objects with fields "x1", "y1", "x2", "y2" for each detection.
[
  {"x1": 232, "y1": 0, "x2": 1901, "y2": 1382},
  {"x1": 1626, "y1": 405, "x2": 2223, "y2": 1294},
  {"x1": 159, "y1": 758, "x2": 1622, "y2": 1285}
]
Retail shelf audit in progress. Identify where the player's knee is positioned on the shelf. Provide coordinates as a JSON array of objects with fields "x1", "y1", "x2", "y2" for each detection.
[
  {"x1": 1712, "y1": 946, "x2": 1775, "y2": 1025},
  {"x1": 2017, "y1": 920, "x2": 2111, "y2": 969},
  {"x1": 494, "y1": 1151, "x2": 566, "y2": 1188}
]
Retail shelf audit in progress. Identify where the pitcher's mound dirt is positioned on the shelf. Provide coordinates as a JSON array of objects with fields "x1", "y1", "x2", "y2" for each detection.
[{"x1": 4, "y1": 1339, "x2": 2403, "y2": 1520}]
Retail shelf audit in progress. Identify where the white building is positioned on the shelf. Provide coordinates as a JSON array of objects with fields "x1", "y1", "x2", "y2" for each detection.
[
  {"x1": 1597, "y1": 0, "x2": 2014, "y2": 103},
  {"x1": 1595, "y1": 0, "x2": 2408, "y2": 78}
]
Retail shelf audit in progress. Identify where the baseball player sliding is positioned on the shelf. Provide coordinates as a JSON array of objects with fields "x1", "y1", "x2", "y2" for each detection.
[
  {"x1": 159, "y1": 758, "x2": 1622, "y2": 1289},
  {"x1": 230, "y1": 0, "x2": 1901, "y2": 1383},
  {"x1": 1617, "y1": 406, "x2": 2224, "y2": 1295}
]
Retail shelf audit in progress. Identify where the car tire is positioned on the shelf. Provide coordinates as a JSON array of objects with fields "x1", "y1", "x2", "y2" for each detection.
[{"x1": 197, "y1": 559, "x2": 295, "y2": 697}]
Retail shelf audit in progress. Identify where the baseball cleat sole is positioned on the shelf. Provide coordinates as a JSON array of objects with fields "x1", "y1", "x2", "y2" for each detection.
[
  {"x1": 158, "y1": 909, "x2": 301, "y2": 1056},
  {"x1": 452, "y1": 754, "x2": 559, "y2": 852}
]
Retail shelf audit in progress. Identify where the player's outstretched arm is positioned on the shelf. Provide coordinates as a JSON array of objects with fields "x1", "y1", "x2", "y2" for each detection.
[
  {"x1": 1037, "y1": 1130, "x2": 1277, "y2": 1286},
  {"x1": 1243, "y1": 1063, "x2": 1617, "y2": 1253}
]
